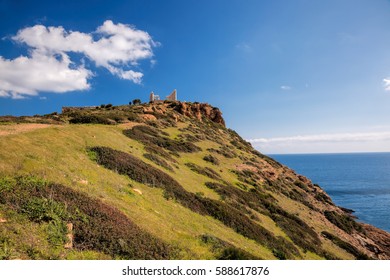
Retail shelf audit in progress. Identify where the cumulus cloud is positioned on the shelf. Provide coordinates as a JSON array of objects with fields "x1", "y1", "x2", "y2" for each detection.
[
  {"x1": 0, "y1": 51, "x2": 91, "y2": 98},
  {"x1": 280, "y1": 85, "x2": 291, "y2": 90},
  {"x1": 0, "y1": 20, "x2": 157, "y2": 99}
]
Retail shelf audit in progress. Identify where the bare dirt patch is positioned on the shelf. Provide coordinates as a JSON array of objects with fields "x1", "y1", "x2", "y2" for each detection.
[{"x1": 0, "y1": 123, "x2": 54, "y2": 136}]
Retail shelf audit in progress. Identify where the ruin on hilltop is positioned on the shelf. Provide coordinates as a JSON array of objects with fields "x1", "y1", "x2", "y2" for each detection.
[{"x1": 150, "y1": 89, "x2": 177, "y2": 103}]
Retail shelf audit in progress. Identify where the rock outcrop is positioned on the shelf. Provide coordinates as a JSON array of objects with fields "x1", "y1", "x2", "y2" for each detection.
[{"x1": 172, "y1": 102, "x2": 225, "y2": 126}]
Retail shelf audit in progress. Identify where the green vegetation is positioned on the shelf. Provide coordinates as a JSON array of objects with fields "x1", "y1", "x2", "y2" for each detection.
[
  {"x1": 0, "y1": 102, "x2": 385, "y2": 260},
  {"x1": 231, "y1": 169, "x2": 261, "y2": 187},
  {"x1": 203, "y1": 154, "x2": 220, "y2": 165},
  {"x1": 200, "y1": 234, "x2": 258, "y2": 260},
  {"x1": 69, "y1": 114, "x2": 114, "y2": 125},
  {"x1": 322, "y1": 231, "x2": 370, "y2": 260},
  {"x1": 0, "y1": 176, "x2": 171, "y2": 259},
  {"x1": 123, "y1": 125, "x2": 201, "y2": 153},
  {"x1": 89, "y1": 146, "x2": 300, "y2": 259},
  {"x1": 324, "y1": 211, "x2": 364, "y2": 234},
  {"x1": 207, "y1": 146, "x2": 237, "y2": 158},
  {"x1": 143, "y1": 153, "x2": 174, "y2": 171},
  {"x1": 185, "y1": 162, "x2": 221, "y2": 180}
]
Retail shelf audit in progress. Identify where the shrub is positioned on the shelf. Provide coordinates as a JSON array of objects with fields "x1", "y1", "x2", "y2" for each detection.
[
  {"x1": 123, "y1": 125, "x2": 201, "y2": 153},
  {"x1": 179, "y1": 133, "x2": 204, "y2": 142},
  {"x1": 294, "y1": 180, "x2": 309, "y2": 192},
  {"x1": 322, "y1": 231, "x2": 370, "y2": 260},
  {"x1": 132, "y1": 99, "x2": 141, "y2": 105},
  {"x1": 127, "y1": 113, "x2": 139, "y2": 122},
  {"x1": 0, "y1": 237, "x2": 13, "y2": 260},
  {"x1": 203, "y1": 154, "x2": 220, "y2": 165},
  {"x1": 324, "y1": 211, "x2": 364, "y2": 234},
  {"x1": 272, "y1": 248, "x2": 287, "y2": 260},
  {"x1": 69, "y1": 115, "x2": 114, "y2": 125},
  {"x1": 227, "y1": 128, "x2": 253, "y2": 152},
  {"x1": 185, "y1": 163, "x2": 221, "y2": 180},
  {"x1": 218, "y1": 247, "x2": 258, "y2": 260},
  {"x1": 144, "y1": 145, "x2": 178, "y2": 163},
  {"x1": 89, "y1": 146, "x2": 298, "y2": 258},
  {"x1": 203, "y1": 181, "x2": 324, "y2": 257},
  {"x1": 231, "y1": 169, "x2": 260, "y2": 187},
  {"x1": 0, "y1": 175, "x2": 172, "y2": 259},
  {"x1": 143, "y1": 153, "x2": 174, "y2": 171},
  {"x1": 207, "y1": 146, "x2": 237, "y2": 158},
  {"x1": 314, "y1": 192, "x2": 334, "y2": 205}
]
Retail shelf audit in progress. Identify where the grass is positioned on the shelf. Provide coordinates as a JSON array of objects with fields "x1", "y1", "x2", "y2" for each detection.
[
  {"x1": 0, "y1": 176, "x2": 172, "y2": 259},
  {"x1": 90, "y1": 146, "x2": 301, "y2": 259},
  {"x1": 0, "y1": 124, "x2": 274, "y2": 259},
  {"x1": 324, "y1": 211, "x2": 364, "y2": 234},
  {"x1": 0, "y1": 116, "x2": 371, "y2": 260},
  {"x1": 322, "y1": 231, "x2": 370, "y2": 260},
  {"x1": 123, "y1": 125, "x2": 201, "y2": 153}
]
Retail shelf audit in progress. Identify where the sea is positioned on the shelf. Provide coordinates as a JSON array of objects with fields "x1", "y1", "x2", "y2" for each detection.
[{"x1": 269, "y1": 152, "x2": 390, "y2": 233}]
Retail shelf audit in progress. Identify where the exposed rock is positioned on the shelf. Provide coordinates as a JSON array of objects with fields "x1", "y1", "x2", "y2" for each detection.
[
  {"x1": 140, "y1": 114, "x2": 157, "y2": 121},
  {"x1": 142, "y1": 107, "x2": 154, "y2": 114},
  {"x1": 173, "y1": 102, "x2": 225, "y2": 126},
  {"x1": 361, "y1": 224, "x2": 390, "y2": 259},
  {"x1": 133, "y1": 188, "x2": 143, "y2": 195}
]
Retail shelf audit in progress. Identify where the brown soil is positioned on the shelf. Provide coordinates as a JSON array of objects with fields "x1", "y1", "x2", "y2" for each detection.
[{"x1": 0, "y1": 124, "x2": 54, "y2": 136}]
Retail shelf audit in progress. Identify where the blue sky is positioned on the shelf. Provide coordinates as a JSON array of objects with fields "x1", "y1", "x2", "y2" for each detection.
[{"x1": 1, "y1": 0, "x2": 390, "y2": 154}]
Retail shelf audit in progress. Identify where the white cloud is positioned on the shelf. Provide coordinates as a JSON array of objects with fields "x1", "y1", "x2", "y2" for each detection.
[
  {"x1": 0, "y1": 20, "x2": 157, "y2": 99},
  {"x1": 383, "y1": 78, "x2": 390, "y2": 91},
  {"x1": 0, "y1": 51, "x2": 91, "y2": 99},
  {"x1": 280, "y1": 85, "x2": 291, "y2": 90},
  {"x1": 248, "y1": 132, "x2": 390, "y2": 144},
  {"x1": 247, "y1": 132, "x2": 390, "y2": 154}
]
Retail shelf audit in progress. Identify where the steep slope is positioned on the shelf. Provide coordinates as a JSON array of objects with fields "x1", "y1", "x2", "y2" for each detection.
[{"x1": 0, "y1": 101, "x2": 389, "y2": 260}]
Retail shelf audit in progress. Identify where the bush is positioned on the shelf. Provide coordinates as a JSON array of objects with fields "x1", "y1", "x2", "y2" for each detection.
[
  {"x1": 127, "y1": 113, "x2": 139, "y2": 122},
  {"x1": 132, "y1": 99, "x2": 141, "y2": 105},
  {"x1": 123, "y1": 126, "x2": 201, "y2": 153},
  {"x1": 185, "y1": 163, "x2": 221, "y2": 180},
  {"x1": 144, "y1": 145, "x2": 178, "y2": 163},
  {"x1": 324, "y1": 211, "x2": 363, "y2": 234},
  {"x1": 0, "y1": 175, "x2": 172, "y2": 259},
  {"x1": 69, "y1": 115, "x2": 114, "y2": 125},
  {"x1": 207, "y1": 146, "x2": 237, "y2": 158},
  {"x1": 89, "y1": 146, "x2": 298, "y2": 258},
  {"x1": 231, "y1": 169, "x2": 260, "y2": 187},
  {"x1": 203, "y1": 181, "x2": 324, "y2": 257},
  {"x1": 294, "y1": 180, "x2": 309, "y2": 192},
  {"x1": 314, "y1": 192, "x2": 334, "y2": 205},
  {"x1": 322, "y1": 231, "x2": 370, "y2": 259},
  {"x1": 203, "y1": 154, "x2": 220, "y2": 165},
  {"x1": 143, "y1": 153, "x2": 174, "y2": 171}
]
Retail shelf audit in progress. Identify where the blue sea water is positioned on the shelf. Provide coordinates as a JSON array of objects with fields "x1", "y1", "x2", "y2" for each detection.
[{"x1": 270, "y1": 152, "x2": 390, "y2": 233}]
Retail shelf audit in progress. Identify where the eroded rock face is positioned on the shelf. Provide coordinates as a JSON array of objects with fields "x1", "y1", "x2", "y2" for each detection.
[
  {"x1": 173, "y1": 102, "x2": 225, "y2": 126},
  {"x1": 361, "y1": 224, "x2": 390, "y2": 259}
]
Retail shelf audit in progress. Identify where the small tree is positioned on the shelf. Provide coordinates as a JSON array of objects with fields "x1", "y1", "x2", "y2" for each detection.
[{"x1": 132, "y1": 99, "x2": 141, "y2": 105}]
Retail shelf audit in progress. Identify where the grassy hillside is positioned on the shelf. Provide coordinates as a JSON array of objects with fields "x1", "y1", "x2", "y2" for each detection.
[{"x1": 1, "y1": 102, "x2": 389, "y2": 260}]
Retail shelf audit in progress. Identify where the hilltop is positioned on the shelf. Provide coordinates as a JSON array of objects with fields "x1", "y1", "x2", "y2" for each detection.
[{"x1": 1, "y1": 101, "x2": 389, "y2": 260}]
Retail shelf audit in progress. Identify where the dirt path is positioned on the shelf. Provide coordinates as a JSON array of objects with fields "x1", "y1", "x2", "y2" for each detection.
[{"x1": 0, "y1": 123, "x2": 54, "y2": 136}]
